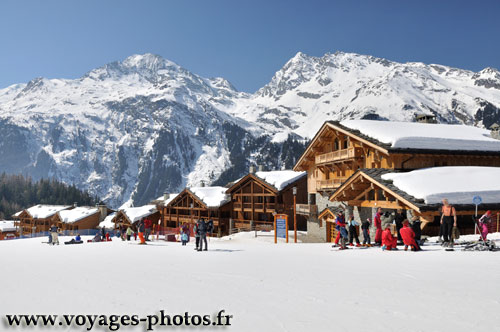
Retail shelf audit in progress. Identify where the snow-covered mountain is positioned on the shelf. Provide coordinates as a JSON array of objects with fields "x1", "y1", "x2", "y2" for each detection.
[{"x1": 1, "y1": 52, "x2": 499, "y2": 208}]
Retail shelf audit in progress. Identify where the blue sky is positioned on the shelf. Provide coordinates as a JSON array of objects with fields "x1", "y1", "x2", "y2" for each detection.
[{"x1": 1, "y1": 0, "x2": 499, "y2": 92}]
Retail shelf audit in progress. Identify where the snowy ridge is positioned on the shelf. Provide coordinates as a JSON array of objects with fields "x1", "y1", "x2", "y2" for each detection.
[
  {"x1": 381, "y1": 167, "x2": 500, "y2": 204},
  {"x1": 340, "y1": 120, "x2": 500, "y2": 151}
]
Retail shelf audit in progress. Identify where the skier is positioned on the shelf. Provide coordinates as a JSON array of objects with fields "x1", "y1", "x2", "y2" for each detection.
[
  {"x1": 138, "y1": 219, "x2": 146, "y2": 245},
  {"x1": 381, "y1": 224, "x2": 397, "y2": 251},
  {"x1": 394, "y1": 209, "x2": 406, "y2": 244},
  {"x1": 347, "y1": 215, "x2": 361, "y2": 247},
  {"x1": 400, "y1": 220, "x2": 421, "y2": 251},
  {"x1": 198, "y1": 218, "x2": 208, "y2": 251},
  {"x1": 374, "y1": 208, "x2": 383, "y2": 246},
  {"x1": 144, "y1": 217, "x2": 153, "y2": 241},
  {"x1": 478, "y1": 210, "x2": 492, "y2": 241},
  {"x1": 50, "y1": 224, "x2": 59, "y2": 245},
  {"x1": 440, "y1": 199, "x2": 457, "y2": 248},
  {"x1": 193, "y1": 221, "x2": 200, "y2": 250},
  {"x1": 361, "y1": 218, "x2": 371, "y2": 246},
  {"x1": 101, "y1": 226, "x2": 106, "y2": 240}
]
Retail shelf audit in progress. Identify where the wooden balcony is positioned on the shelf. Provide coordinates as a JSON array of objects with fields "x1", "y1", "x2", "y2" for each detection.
[
  {"x1": 316, "y1": 178, "x2": 348, "y2": 191},
  {"x1": 296, "y1": 204, "x2": 318, "y2": 217},
  {"x1": 232, "y1": 202, "x2": 280, "y2": 212},
  {"x1": 315, "y1": 147, "x2": 358, "y2": 165}
]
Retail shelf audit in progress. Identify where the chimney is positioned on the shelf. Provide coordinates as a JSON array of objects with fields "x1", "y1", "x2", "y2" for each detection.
[
  {"x1": 249, "y1": 165, "x2": 256, "y2": 174},
  {"x1": 490, "y1": 123, "x2": 500, "y2": 140},
  {"x1": 200, "y1": 181, "x2": 205, "y2": 187},
  {"x1": 258, "y1": 164, "x2": 264, "y2": 172},
  {"x1": 163, "y1": 192, "x2": 169, "y2": 201},
  {"x1": 97, "y1": 204, "x2": 108, "y2": 222}
]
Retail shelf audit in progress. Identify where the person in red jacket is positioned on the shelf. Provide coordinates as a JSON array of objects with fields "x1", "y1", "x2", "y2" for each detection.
[
  {"x1": 374, "y1": 208, "x2": 383, "y2": 246},
  {"x1": 332, "y1": 210, "x2": 347, "y2": 248},
  {"x1": 400, "y1": 220, "x2": 421, "y2": 251},
  {"x1": 382, "y1": 224, "x2": 398, "y2": 251},
  {"x1": 144, "y1": 217, "x2": 153, "y2": 241}
]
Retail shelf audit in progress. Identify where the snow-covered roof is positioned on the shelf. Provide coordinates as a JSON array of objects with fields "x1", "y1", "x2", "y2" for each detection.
[
  {"x1": 0, "y1": 220, "x2": 17, "y2": 232},
  {"x1": 155, "y1": 193, "x2": 179, "y2": 206},
  {"x1": 255, "y1": 170, "x2": 306, "y2": 191},
  {"x1": 381, "y1": 167, "x2": 500, "y2": 205},
  {"x1": 189, "y1": 186, "x2": 230, "y2": 208},
  {"x1": 340, "y1": 120, "x2": 500, "y2": 152},
  {"x1": 58, "y1": 207, "x2": 99, "y2": 224},
  {"x1": 25, "y1": 205, "x2": 73, "y2": 219},
  {"x1": 121, "y1": 205, "x2": 157, "y2": 223},
  {"x1": 99, "y1": 212, "x2": 117, "y2": 229}
]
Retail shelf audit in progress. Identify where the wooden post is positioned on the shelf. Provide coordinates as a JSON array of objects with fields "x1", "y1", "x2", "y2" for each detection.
[
  {"x1": 274, "y1": 215, "x2": 277, "y2": 244},
  {"x1": 497, "y1": 212, "x2": 499, "y2": 233},
  {"x1": 293, "y1": 188, "x2": 297, "y2": 243},
  {"x1": 286, "y1": 217, "x2": 289, "y2": 243}
]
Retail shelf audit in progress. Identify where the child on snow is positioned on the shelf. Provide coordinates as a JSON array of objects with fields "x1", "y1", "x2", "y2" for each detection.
[
  {"x1": 181, "y1": 230, "x2": 188, "y2": 246},
  {"x1": 382, "y1": 224, "x2": 398, "y2": 251},
  {"x1": 347, "y1": 215, "x2": 361, "y2": 247},
  {"x1": 400, "y1": 220, "x2": 421, "y2": 251},
  {"x1": 479, "y1": 210, "x2": 492, "y2": 241},
  {"x1": 361, "y1": 218, "x2": 371, "y2": 246}
]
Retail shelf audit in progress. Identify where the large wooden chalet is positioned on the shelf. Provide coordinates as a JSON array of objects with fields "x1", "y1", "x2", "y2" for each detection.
[
  {"x1": 109, "y1": 205, "x2": 160, "y2": 229},
  {"x1": 294, "y1": 119, "x2": 500, "y2": 241},
  {"x1": 226, "y1": 170, "x2": 307, "y2": 231},
  {"x1": 162, "y1": 186, "x2": 231, "y2": 235},
  {"x1": 52, "y1": 206, "x2": 105, "y2": 232}
]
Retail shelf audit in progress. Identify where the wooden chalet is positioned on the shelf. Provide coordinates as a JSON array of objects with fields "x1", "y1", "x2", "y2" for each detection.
[
  {"x1": 226, "y1": 170, "x2": 308, "y2": 231},
  {"x1": 51, "y1": 206, "x2": 104, "y2": 232},
  {"x1": 13, "y1": 205, "x2": 73, "y2": 235},
  {"x1": 0, "y1": 221, "x2": 18, "y2": 240},
  {"x1": 112, "y1": 205, "x2": 160, "y2": 229},
  {"x1": 293, "y1": 119, "x2": 500, "y2": 241},
  {"x1": 330, "y1": 168, "x2": 500, "y2": 236},
  {"x1": 162, "y1": 187, "x2": 230, "y2": 235},
  {"x1": 294, "y1": 120, "x2": 500, "y2": 197}
]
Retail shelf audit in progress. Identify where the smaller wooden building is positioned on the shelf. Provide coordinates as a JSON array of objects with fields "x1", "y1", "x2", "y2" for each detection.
[
  {"x1": 226, "y1": 170, "x2": 308, "y2": 231},
  {"x1": 111, "y1": 205, "x2": 160, "y2": 229},
  {"x1": 330, "y1": 167, "x2": 500, "y2": 236},
  {"x1": 52, "y1": 207, "x2": 102, "y2": 231},
  {"x1": 162, "y1": 186, "x2": 230, "y2": 235},
  {"x1": 13, "y1": 205, "x2": 73, "y2": 235},
  {"x1": 0, "y1": 220, "x2": 18, "y2": 240}
]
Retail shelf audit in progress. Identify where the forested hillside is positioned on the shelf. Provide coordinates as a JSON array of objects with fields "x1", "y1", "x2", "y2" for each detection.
[{"x1": 0, "y1": 174, "x2": 98, "y2": 219}]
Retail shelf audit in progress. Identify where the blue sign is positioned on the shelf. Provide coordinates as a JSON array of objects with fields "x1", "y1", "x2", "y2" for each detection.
[
  {"x1": 276, "y1": 216, "x2": 287, "y2": 239},
  {"x1": 473, "y1": 195, "x2": 482, "y2": 205}
]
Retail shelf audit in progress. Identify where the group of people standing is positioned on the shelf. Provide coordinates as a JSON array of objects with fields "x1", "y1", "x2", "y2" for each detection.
[
  {"x1": 333, "y1": 207, "x2": 422, "y2": 251},
  {"x1": 180, "y1": 218, "x2": 213, "y2": 251}
]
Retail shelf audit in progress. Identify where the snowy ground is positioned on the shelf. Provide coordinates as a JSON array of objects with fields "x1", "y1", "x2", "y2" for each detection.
[{"x1": 1, "y1": 232, "x2": 500, "y2": 332}]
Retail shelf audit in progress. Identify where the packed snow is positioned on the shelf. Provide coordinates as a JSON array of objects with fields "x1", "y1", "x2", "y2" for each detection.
[
  {"x1": 189, "y1": 186, "x2": 230, "y2": 207},
  {"x1": 57, "y1": 207, "x2": 99, "y2": 223},
  {"x1": 0, "y1": 220, "x2": 16, "y2": 232},
  {"x1": 1, "y1": 232, "x2": 500, "y2": 331},
  {"x1": 254, "y1": 170, "x2": 306, "y2": 191},
  {"x1": 21, "y1": 205, "x2": 73, "y2": 219},
  {"x1": 120, "y1": 205, "x2": 157, "y2": 223},
  {"x1": 341, "y1": 120, "x2": 500, "y2": 151},
  {"x1": 381, "y1": 167, "x2": 500, "y2": 204}
]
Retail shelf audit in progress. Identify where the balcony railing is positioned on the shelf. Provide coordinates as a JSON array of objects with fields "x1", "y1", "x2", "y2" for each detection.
[
  {"x1": 315, "y1": 147, "x2": 357, "y2": 164},
  {"x1": 296, "y1": 204, "x2": 318, "y2": 217},
  {"x1": 316, "y1": 178, "x2": 348, "y2": 191}
]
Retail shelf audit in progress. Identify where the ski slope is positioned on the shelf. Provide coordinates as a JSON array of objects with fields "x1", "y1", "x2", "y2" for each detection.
[{"x1": 1, "y1": 233, "x2": 499, "y2": 331}]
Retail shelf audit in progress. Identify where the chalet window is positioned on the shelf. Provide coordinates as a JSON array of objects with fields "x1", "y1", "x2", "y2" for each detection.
[
  {"x1": 343, "y1": 137, "x2": 349, "y2": 149},
  {"x1": 334, "y1": 139, "x2": 339, "y2": 150}
]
